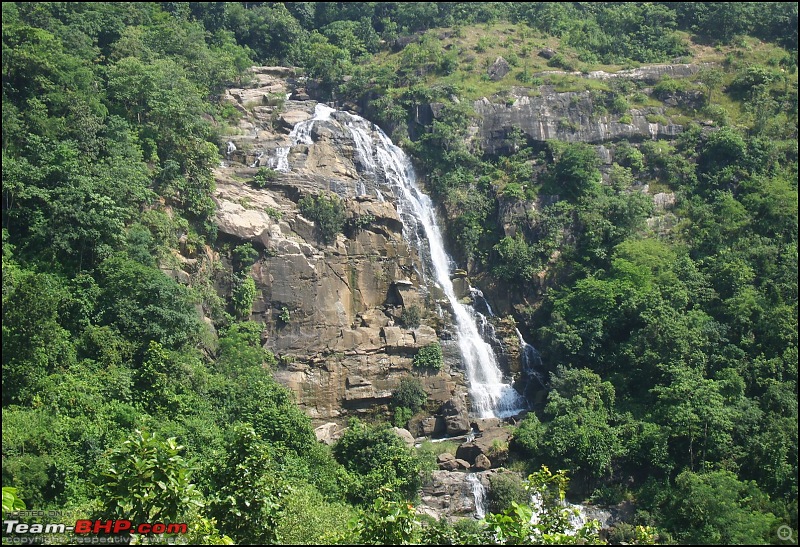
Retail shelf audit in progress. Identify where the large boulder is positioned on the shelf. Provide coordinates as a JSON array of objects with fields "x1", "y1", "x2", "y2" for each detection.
[
  {"x1": 440, "y1": 397, "x2": 471, "y2": 436},
  {"x1": 487, "y1": 56, "x2": 511, "y2": 81},
  {"x1": 392, "y1": 427, "x2": 416, "y2": 447}
]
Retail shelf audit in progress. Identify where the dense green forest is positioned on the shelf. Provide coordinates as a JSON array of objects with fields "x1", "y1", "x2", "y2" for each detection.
[{"x1": 2, "y1": 2, "x2": 797, "y2": 545}]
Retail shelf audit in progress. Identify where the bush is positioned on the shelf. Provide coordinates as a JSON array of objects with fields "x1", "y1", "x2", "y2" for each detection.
[
  {"x1": 652, "y1": 76, "x2": 688, "y2": 99},
  {"x1": 401, "y1": 304, "x2": 422, "y2": 328},
  {"x1": 488, "y1": 473, "x2": 530, "y2": 514},
  {"x1": 232, "y1": 274, "x2": 256, "y2": 319},
  {"x1": 392, "y1": 377, "x2": 428, "y2": 413},
  {"x1": 393, "y1": 406, "x2": 413, "y2": 428},
  {"x1": 298, "y1": 192, "x2": 346, "y2": 244},
  {"x1": 333, "y1": 420, "x2": 422, "y2": 505},
  {"x1": 252, "y1": 167, "x2": 279, "y2": 188},
  {"x1": 413, "y1": 343, "x2": 443, "y2": 371}
]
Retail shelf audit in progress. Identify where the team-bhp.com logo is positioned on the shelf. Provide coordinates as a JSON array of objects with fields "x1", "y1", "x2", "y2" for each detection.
[{"x1": 4, "y1": 513, "x2": 188, "y2": 544}]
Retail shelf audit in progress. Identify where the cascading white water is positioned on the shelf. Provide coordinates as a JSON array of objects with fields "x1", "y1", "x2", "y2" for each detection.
[
  {"x1": 278, "y1": 103, "x2": 527, "y2": 419},
  {"x1": 369, "y1": 127, "x2": 526, "y2": 419},
  {"x1": 466, "y1": 473, "x2": 487, "y2": 519},
  {"x1": 269, "y1": 104, "x2": 336, "y2": 171},
  {"x1": 517, "y1": 328, "x2": 547, "y2": 389}
]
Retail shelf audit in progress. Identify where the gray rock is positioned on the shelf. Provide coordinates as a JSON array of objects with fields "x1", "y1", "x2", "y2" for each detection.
[
  {"x1": 314, "y1": 422, "x2": 341, "y2": 445},
  {"x1": 455, "y1": 442, "x2": 483, "y2": 465},
  {"x1": 474, "y1": 453, "x2": 492, "y2": 470},
  {"x1": 487, "y1": 56, "x2": 511, "y2": 81},
  {"x1": 539, "y1": 48, "x2": 557, "y2": 59},
  {"x1": 392, "y1": 427, "x2": 416, "y2": 447}
]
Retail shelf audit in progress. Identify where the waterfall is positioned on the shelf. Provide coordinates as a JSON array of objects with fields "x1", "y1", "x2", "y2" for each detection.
[
  {"x1": 466, "y1": 474, "x2": 487, "y2": 519},
  {"x1": 370, "y1": 127, "x2": 526, "y2": 419},
  {"x1": 270, "y1": 104, "x2": 336, "y2": 171},
  {"x1": 278, "y1": 104, "x2": 527, "y2": 419},
  {"x1": 250, "y1": 151, "x2": 264, "y2": 168},
  {"x1": 517, "y1": 328, "x2": 547, "y2": 390}
]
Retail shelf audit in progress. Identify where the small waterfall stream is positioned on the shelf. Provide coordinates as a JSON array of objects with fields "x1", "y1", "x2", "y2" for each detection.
[
  {"x1": 466, "y1": 473, "x2": 487, "y2": 519},
  {"x1": 274, "y1": 103, "x2": 530, "y2": 419}
]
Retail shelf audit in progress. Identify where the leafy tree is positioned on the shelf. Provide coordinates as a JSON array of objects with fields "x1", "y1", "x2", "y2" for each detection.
[
  {"x1": 95, "y1": 255, "x2": 200, "y2": 351},
  {"x1": 488, "y1": 473, "x2": 530, "y2": 514},
  {"x1": 333, "y1": 420, "x2": 422, "y2": 505},
  {"x1": 2, "y1": 264, "x2": 75, "y2": 405},
  {"x1": 208, "y1": 425, "x2": 287, "y2": 545},
  {"x1": 658, "y1": 470, "x2": 778, "y2": 545},
  {"x1": 546, "y1": 142, "x2": 602, "y2": 201},
  {"x1": 392, "y1": 377, "x2": 428, "y2": 415},
  {"x1": 493, "y1": 235, "x2": 535, "y2": 284},
  {"x1": 99, "y1": 430, "x2": 203, "y2": 523}
]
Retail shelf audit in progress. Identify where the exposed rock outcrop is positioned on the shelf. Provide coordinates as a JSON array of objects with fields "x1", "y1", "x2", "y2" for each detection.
[
  {"x1": 215, "y1": 69, "x2": 468, "y2": 422},
  {"x1": 464, "y1": 63, "x2": 709, "y2": 154},
  {"x1": 418, "y1": 470, "x2": 494, "y2": 521},
  {"x1": 472, "y1": 90, "x2": 683, "y2": 154},
  {"x1": 487, "y1": 56, "x2": 511, "y2": 81}
]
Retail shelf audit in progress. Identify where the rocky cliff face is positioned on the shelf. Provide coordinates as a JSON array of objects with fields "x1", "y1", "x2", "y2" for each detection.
[
  {"x1": 214, "y1": 67, "x2": 469, "y2": 422},
  {"x1": 413, "y1": 63, "x2": 703, "y2": 155},
  {"x1": 471, "y1": 89, "x2": 683, "y2": 155}
]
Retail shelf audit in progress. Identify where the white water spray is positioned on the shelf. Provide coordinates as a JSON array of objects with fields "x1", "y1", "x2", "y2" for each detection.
[{"x1": 466, "y1": 473, "x2": 487, "y2": 519}]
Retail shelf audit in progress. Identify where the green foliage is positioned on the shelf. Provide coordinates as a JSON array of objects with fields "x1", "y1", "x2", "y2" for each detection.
[
  {"x1": 546, "y1": 142, "x2": 602, "y2": 201},
  {"x1": 298, "y1": 192, "x2": 346, "y2": 244},
  {"x1": 401, "y1": 304, "x2": 422, "y2": 328},
  {"x1": 96, "y1": 255, "x2": 200, "y2": 350},
  {"x1": 393, "y1": 406, "x2": 414, "y2": 428},
  {"x1": 278, "y1": 306, "x2": 291, "y2": 324},
  {"x1": 273, "y1": 482, "x2": 356, "y2": 545},
  {"x1": 488, "y1": 473, "x2": 530, "y2": 514},
  {"x1": 348, "y1": 494, "x2": 421, "y2": 545},
  {"x1": 392, "y1": 377, "x2": 428, "y2": 414},
  {"x1": 493, "y1": 235, "x2": 536, "y2": 284},
  {"x1": 2, "y1": 264, "x2": 76, "y2": 405},
  {"x1": 231, "y1": 243, "x2": 258, "y2": 272},
  {"x1": 251, "y1": 167, "x2": 279, "y2": 188},
  {"x1": 652, "y1": 76, "x2": 689, "y2": 99},
  {"x1": 208, "y1": 425, "x2": 287, "y2": 544},
  {"x1": 655, "y1": 470, "x2": 779, "y2": 545},
  {"x1": 413, "y1": 342, "x2": 444, "y2": 371},
  {"x1": 483, "y1": 466, "x2": 604, "y2": 545},
  {"x1": 216, "y1": 321, "x2": 275, "y2": 376},
  {"x1": 99, "y1": 430, "x2": 203, "y2": 522},
  {"x1": 333, "y1": 420, "x2": 423, "y2": 506},
  {"x1": 2, "y1": 487, "x2": 26, "y2": 512},
  {"x1": 231, "y1": 273, "x2": 256, "y2": 319}
]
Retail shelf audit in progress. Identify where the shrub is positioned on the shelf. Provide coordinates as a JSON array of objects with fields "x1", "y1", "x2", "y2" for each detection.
[
  {"x1": 252, "y1": 167, "x2": 279, "y2": 188},
  {"x1": 488, "y1": 472, "x2": 529, "y2": 514},
  {"x1": 232, "y1": 274, "x2": 256, "y2": 319},
  {"x1": 298, "y1": 193, "x2": 346, "y2": 244},
  {"x1": 393, "y1": 406, "x2": 413, "y2": 428},
  {"x1": 392, "y1": 377, "x2": 428, "y2": 413},
  {"x1": 333, "y1": 420, "x2": 422, "y2": 505},
  {"x1": 232, "y1": 243, "x2": 258, "y2": 272},
  {"x1": 413, "y1": 343, "x2": 443, "y2": 371},
  {"x1": 652, "y1": 76, "x2": 688, "y2": 99},
  {"x1": 400, "y1": 304, "x2": 422, "y2": 328}
]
